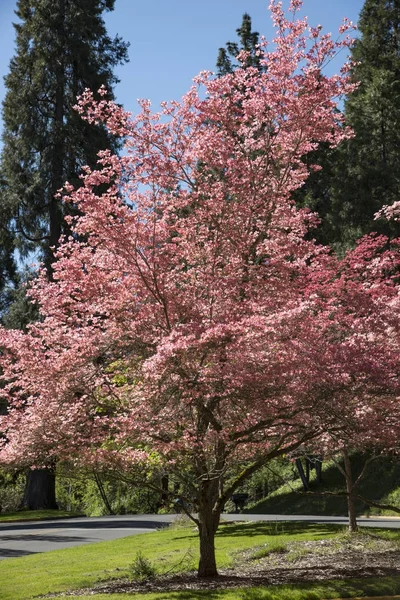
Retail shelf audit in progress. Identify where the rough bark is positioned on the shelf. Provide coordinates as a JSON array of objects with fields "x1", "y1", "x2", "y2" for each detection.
[
  {"x1": 197, "y1": 508, "x2": 220, "y2": 578},
  {"x1": 197, "y1": 476, "x2": 221, "y2": 578},
  {"x1": 20, "y1": 469, "x2": 58, "y2": 510}
]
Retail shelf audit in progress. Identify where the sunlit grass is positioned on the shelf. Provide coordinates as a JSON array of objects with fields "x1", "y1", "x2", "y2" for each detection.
[{"x1": 0, "y1": 509, "x2": 83, "y2": 522}]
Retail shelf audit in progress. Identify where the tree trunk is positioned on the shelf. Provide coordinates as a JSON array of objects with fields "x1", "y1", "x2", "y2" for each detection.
[
  {"x1": 343, "y1": 449, "x2": 358, "y2": 533},
  {"x1": 161, "y1": 474, "x2": 169, "y2": 504},
  {"x1": 198, "y1": 509, "x2": 219, "y2": 578},
  {"x1": 20, "y1": 469, "x2": 58, "y2": 510},
  {"x1": 23, "y1": 0, "x2": 66, "y2": 512},
  {"x1": 93, "y1": 473, "x2": 114, "y2": 515},
  {"x1": 295, "y1": 458, "x2": 309, "y2": 491},
  {"x1": 315, "y1": 457, "x2": 323, "y2": 484}
]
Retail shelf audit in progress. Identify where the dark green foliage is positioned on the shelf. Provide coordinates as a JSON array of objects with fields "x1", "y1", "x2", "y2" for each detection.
[
  {"x1": 337, "y1": 0, "x2": 400, "y2": 245},
  {"x1": 1, "y1": 276, "x2": 39, "y2": 330},
  {"x1": 0, "y1": 231, "x2": 17, "y2": 317},
  {"x1": 297, "y1": 0, "x2": 400, "y2": 252},
  {"x1": 0, "y1": 0, "x2": 129, "y2": 274},
  {"x1": 247, "y1": 453, "x2": 400, "y2": 516},
  {"x1": 216, "y1": 13, "x2": 262, "y2": 76}
]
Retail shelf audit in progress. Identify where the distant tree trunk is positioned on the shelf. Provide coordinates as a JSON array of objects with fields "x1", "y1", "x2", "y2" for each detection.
[
  {"x1": 161, "y1": 474, "x2": 169, "y2": 504},
  {"x1": 296, "y1": 458, "x2": 309, "y2": 491},
  {"x1": 315, "y1": 457, "x2": 323, "y2": 484},
  {"x1": 343, "y1": 449, "x2": 358, "y2": 533},
  {"x1": 305, "y1": 457, "x2": 311, "y2": 482},
  {"x1": 20, "y1": 469, "x2": 58, "y2": 510},
  {"x1": 93, "y1": 472, "x2": 114, "y2": 515}
]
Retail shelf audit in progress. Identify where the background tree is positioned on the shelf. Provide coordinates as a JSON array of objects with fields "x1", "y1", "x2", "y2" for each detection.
[
  {"x1": 222, "y1": 2, "x2": 400, "y2": 253},
  {"x1": 216, "y1": 13, "x2": 263, "y2": 76},
  {"x1": 1, "y1": 0, "x2": 129, "y2": 274},
  {"x1": 0, "y1": 0, "x2": 129, "y2": 509},
  {"x1": 297, "y1": 0, "x2": 400, "y2": 251}
]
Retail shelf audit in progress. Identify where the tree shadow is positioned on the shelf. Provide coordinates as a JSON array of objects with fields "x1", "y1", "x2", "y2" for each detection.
[
  {"x1": 239, "y1": 575, "x2": 400, "y2": 600},
  {"x1": 0, "y1": 518, "x2": 170, "y2": 532},
  {"x1": 216, "y1": 521, "x2": 342, "y2": 538},
  {"x1": 131, "y1": 574, "x2": 400, "y2": 600},
  {"x1": 0, "y1": 533, "x2": 92, "y2": 543},
  {"x1": 0, "y1": 547, "x2": 37, "y2": 558}
]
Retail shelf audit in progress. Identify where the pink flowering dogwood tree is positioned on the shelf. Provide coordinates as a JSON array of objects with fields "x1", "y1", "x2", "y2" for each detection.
[
  {"x1": 295, "y1": 234, "x2": 400, "y2": 530},
  {"x1": 3, "y1": 0, "x2": 398, "y2": 577}
]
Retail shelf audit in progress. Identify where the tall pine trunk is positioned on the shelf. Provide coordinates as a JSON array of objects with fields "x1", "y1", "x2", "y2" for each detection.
[
  {"x1": 20, "y1": 469, "x2": 58, "y2": 510},
  {"x1": 22, "y1": 0, "x2": 66, "y2": 512}
]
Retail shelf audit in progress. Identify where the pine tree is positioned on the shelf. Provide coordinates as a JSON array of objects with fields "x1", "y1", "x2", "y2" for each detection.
[
  {"x1": 298, "y1": 0, "x2": 400, "y2": 251},
  {"x1": 216, "y1": 13, "x2": 262, "y2": 76},
  {"x1": 0, "y1": 0, "x2": 128, "y2": 509},
  {"x1": 1, "y1": 0, "x2": 129, "y2": 274},
  {"x1": 335, "y1": 0, "x2": 400, "y2": 246}
]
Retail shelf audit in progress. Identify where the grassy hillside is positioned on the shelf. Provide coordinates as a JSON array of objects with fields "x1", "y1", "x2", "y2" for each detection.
[{"x1": 246, "y1": 454, "x2": 400, "y2": 516}]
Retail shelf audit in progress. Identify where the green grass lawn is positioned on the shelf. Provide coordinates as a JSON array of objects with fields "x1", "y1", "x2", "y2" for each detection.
[
  {"x1": 0, "y1": 521, "x2": 399, "y2": 600},
  {"x1": 0, "y1": 509, "x2": 83, "y2": 522}
]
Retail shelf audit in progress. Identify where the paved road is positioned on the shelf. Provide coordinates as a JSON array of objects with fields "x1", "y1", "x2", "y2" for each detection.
[
  {"x1": 0, "y1": 512, "x2": 399, "y2": 560},
  {"x1": 0, "y1": 514, "x2": 175, "y2": 560}
]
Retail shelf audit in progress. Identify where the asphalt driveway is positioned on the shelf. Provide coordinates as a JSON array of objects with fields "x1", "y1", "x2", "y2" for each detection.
[{"x1": 0, "y1": 513, "x2": 399, "y2": 560}]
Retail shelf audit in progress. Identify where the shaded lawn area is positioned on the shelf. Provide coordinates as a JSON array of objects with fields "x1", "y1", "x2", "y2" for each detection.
[{"x1": 0, "y1": 509, "x2": 83, "y2": 522}]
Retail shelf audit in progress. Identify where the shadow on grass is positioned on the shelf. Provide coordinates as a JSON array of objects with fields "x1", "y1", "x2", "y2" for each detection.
[
  {"x1": 0, "y1": 547, "x2": 37, "y2": 558},
  {"x1": 142, "y1": 575, "x2": 400, "y2": 600},
  {"x1": 239, "y1": 575, "x2": 400, "y2": 600},
  {"x1": 174, "y1": 521, "x2": 342, "y2": 543},
  {"x1": 216, "y1": 521, "x2": 343, "y2": 538}
]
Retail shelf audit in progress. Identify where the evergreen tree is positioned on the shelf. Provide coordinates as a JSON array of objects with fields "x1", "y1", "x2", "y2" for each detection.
[
  {"x1": 298, "y1": 0, "x2": 400, "y2": 251},
  {"x1": 216, "y1": 13, "x2": 262, "y2": 76},
  {"x1": 1, "y1": 0, "x2": 129, "y2": 275},
  {"x1": 335, "y1": 0, "x2": 400, "y2": 246},
  {"x1": 0, "y1": 0, "x2": 129, "y2": 509}
]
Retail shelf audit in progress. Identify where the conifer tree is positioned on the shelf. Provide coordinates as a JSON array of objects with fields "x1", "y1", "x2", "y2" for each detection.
[
  {"x1": 334, "y1": 0, "x2": 400, "y2": 246},
  {"x1": 0, "y1": 0, "x2": 128, "y2": 509},
  {"x1": 1, "y1": 0, "x2": 129, "y2": 275},
  {"x1": 298, "y1": 0, "x2": 400, "y2": 250},
  {"x1": 216, "y1": 13, "x2": 263, "y2": 76}
]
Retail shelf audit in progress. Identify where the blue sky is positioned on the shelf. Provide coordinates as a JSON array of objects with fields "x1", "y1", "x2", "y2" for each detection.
[{"x1": 0, "y1": 0, "x2": 365, "y2": 135}]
